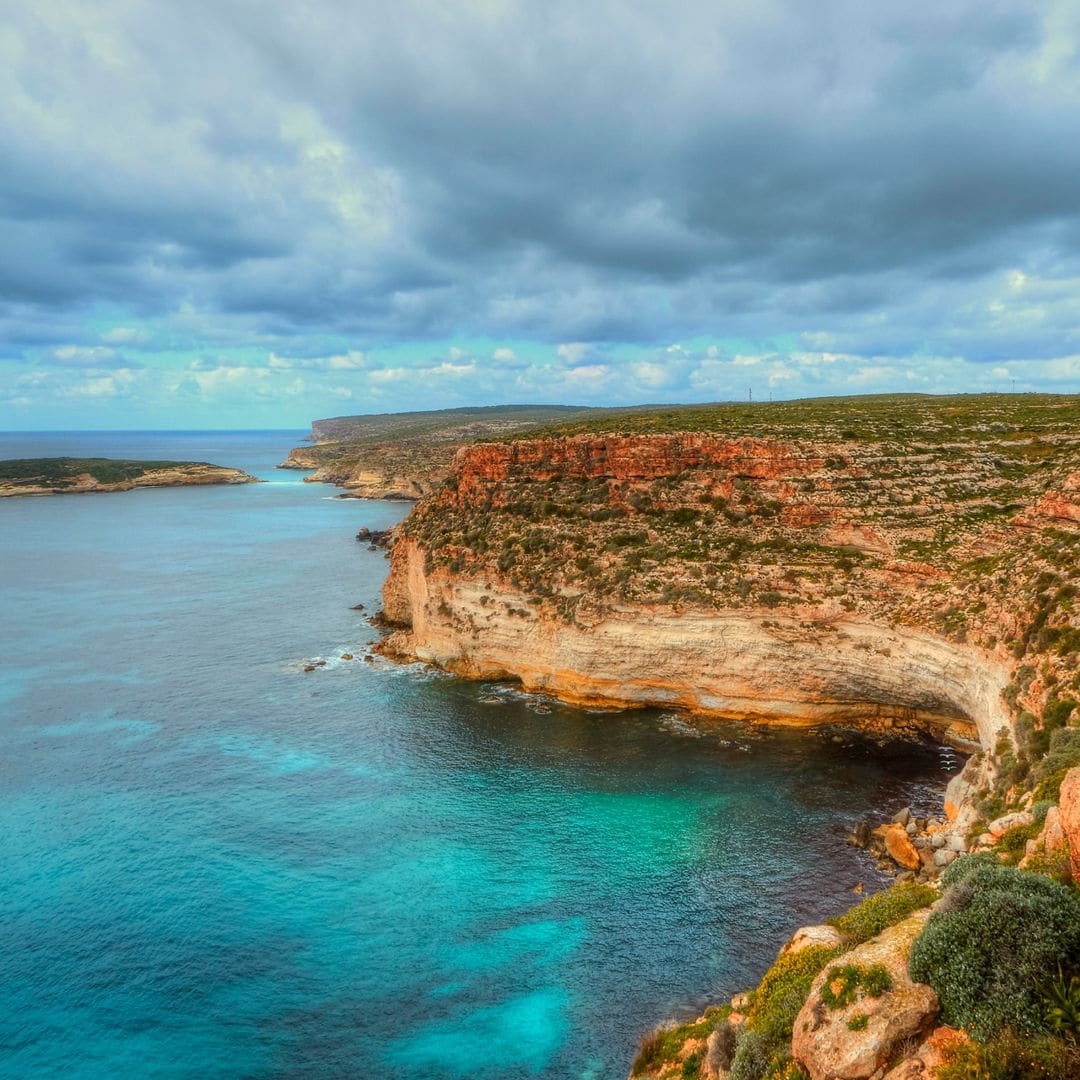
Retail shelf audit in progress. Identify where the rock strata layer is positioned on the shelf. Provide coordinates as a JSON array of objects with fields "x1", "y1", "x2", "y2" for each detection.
[{"x1": 380, "y1": 538, "x2": 1006, "y2": 749}]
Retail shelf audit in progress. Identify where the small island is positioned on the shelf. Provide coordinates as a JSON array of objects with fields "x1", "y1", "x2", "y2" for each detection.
[{"x1": 0, "y1": 457, "x2": 259, "y2": 497}]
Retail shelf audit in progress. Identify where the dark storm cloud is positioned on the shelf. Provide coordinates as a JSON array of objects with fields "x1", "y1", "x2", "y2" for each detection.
[{"x1": 2, "y1": 0, "x2": 1079, "y2": 367}]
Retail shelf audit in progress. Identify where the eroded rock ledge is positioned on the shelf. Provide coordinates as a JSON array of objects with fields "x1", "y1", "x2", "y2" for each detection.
[{"x1": 379, "y1": 537, "x2": 1002, "y2": 753}]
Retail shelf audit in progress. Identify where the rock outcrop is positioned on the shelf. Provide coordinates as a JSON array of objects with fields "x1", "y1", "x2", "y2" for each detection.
[
  {"x1": 779, "y1": 925, "x2": 844, "y2": 957},
  {"x1": 792, "y1": 913, "x2": 939, "y2": 1080},
  {"x1": 1059, "y1": 767, "x2": 1080, "y2": 882}
]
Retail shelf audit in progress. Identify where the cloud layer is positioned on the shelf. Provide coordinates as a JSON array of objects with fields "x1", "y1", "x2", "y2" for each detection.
[{"x1": 2, "y1": 1, "x2": 1079, "y2": 425}]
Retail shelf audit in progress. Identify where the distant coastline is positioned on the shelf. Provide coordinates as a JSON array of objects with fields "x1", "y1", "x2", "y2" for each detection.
[{"x1": 0, "y1": 457, "x2": 258, "y2": 497}]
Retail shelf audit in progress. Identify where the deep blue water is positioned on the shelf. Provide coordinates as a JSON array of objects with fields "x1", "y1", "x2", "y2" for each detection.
[{"x1": 0, "y1": 431, "x2": 960, "y2": 1079}]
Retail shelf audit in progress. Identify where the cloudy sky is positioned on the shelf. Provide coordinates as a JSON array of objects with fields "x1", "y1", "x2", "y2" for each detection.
[{"x1": 2, "y1": 1, "x2": 1079, "y2": 428}]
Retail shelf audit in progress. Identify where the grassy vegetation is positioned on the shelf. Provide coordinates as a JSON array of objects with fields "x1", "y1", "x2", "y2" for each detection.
[
  {"x1": 499, "y1": 393, "x2": 1080, "y2": 447},
  {"x1": 818, "y1": 963, "x2": 893, "y2": 1009},
  {"x1": 630, "y1": 1006, "x2": 731, "y2": 1077},
  {"x1": 828, "y1": 881, "x2": 937, "y2": 944},
  {"x1": 729, "y1": 944, "x2": 842, "y2": 1080}
]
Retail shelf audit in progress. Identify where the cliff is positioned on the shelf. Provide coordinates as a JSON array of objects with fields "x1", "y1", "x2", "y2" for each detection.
[
  {"x1": 278, "y1": 405, "x2": 609, "y2": 497},
  {"x1": 0, "y1": 458, "x2": 258, "y2": 497},
  {"x1": 381, "y1": 537, "x2": 1000, "y2": 750},
  {"x1": 371, "y1": 394, "x2": 1080, "y2": 1076},
  {"x1": 277, "y1": 402, "x2": 745, "y2": 497},
  {"x1": 278, "y1": 441, "x2": 455, "y2": 499},
  {"x1": 379, "y1": 396, "x2": 1080, "y2": 821}
]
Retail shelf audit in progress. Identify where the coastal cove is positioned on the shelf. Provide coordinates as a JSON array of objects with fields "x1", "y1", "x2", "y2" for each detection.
[{"x1": 0, "y1": 431, "x2": 961, "y2": 1079}]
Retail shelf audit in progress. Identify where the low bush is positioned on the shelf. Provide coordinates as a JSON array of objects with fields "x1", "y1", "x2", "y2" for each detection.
[
  {"x1": 746, "y1": 944, "x2": 842, "y2": 1043},
  {"x1": 997, "y1": 820, "x2": 1043, "y2": 865},
  {"x1": 829, "y1": 881, "x2": 937, "y2": 944},
  {"x1": 936, "y1": 1030, "x2": 1080, "y2": 1080},
  {"x1": 726, "y1": 945, "x2": 842, "y2": 1080},
  {"x1": 681, "y1": 1051, "x2": 702, "y2": 1078},
  {"x1": 1031, "y1": 729, "x2": 1080, "y2": 803},
  {"x1": 909, "y1": 863, "x2": 1080, "y2": 1039},
  {"x1": 730, "y1": 1030, "x2": 771, "y2": 1080}
]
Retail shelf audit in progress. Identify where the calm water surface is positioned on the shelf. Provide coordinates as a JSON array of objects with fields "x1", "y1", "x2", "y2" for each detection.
[{"x1": 0, "y1": 431, "x2": 960, "y2": 1078}]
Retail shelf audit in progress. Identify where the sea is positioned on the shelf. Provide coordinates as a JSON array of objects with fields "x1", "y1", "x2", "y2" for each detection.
[{"x1": 0, "y1": 430, "x2": 960, "y2": 1079}]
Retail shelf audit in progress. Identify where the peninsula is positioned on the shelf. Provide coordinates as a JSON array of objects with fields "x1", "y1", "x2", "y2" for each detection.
[
  {"x1": 352, "y1": 393, "x2": 1080, "y2": 1080},
  {"x1": 0, "y1": 457, "x2": 258, "y2": 497}
]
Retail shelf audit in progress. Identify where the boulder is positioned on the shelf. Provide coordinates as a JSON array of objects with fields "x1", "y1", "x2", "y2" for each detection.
[
  {"x1": 850, "y1": 819, "x2": 874, "y2": 848},
  {"x1": 792, "y1": 912, "x2": 939, "y2": 1080},
  {"x1": 884, "y1": 824, "x2": 921, "y2": 870},
  {"x1": 1040, "y1": 805, "x2": 1066, "y2": 853},
  {"x1": 987, "y1": 810, "x2": 1033, "y2": 838},
  {"x1": 882, "y1": 1061, "x2": 924, "y2": 1080},
  {"x1": 779, "y1": 925, "x2": 844, "y2": 957},
  {"x1": 1059, "y1": 767, "x2": 1080, "y2": 882},
  {"x1": 892, "y1": 807, "x2": 912, "y2": 827}
]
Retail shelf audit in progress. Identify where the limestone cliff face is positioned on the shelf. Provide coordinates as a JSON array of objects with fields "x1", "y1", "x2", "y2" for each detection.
[
  {"x1": 379, "y1": 419, "x2": 1080, "y2": 786},
  {"x1": 446, "y1": 433, "x2": 827, "y2": 501},
  {"x1": 380, "y1": 539, "x2": 1008, "y2": 751}
]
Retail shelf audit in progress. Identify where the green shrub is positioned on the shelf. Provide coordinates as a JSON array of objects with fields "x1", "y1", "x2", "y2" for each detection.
[
  {"x1": 682, "y1": 1051, "x2": 702, "y2": 1078},
  {"x1": 730, "y1": 945, "x2": 841, "y2": 1080},
  {"x1": 630, "y1": 1007, "x2": 730, "y2": 1076},
  {"x1": 847, "y1": 1013, "x2": 869, "y2": 1031},
  {"x1": 829, "y1": 881, "x2": 938, "y2": 944},
  {"x1": 730, "y1": 1030, "x2": 772, "y2": 1080},
  {"x1": 997, "y1": 821, "x2": 1043, "y2": 865},
  {"x1": 935, "y1": 1030, "x2": 1080, "y2": 1080},
  {"x1": 940, "y1": 852, "x2": 998, "y2": 887},
  {"x1": 909, "y1": 864, "x2": 1080, "y2": 1039},
  {"x1": 1023, "y1": 847, "x2": 1073, "y2": 887},
  {"x1": 1031, "y1": 729, "x2": 1080, "y2": 802}
]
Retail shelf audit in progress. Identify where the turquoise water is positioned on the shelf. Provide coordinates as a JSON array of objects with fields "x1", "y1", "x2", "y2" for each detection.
[{"x1": 0, "y1": 432, "x2": 960, "y2": 1079}]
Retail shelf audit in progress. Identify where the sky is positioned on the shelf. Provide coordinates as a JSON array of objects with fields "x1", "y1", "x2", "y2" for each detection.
[{"x1": 2, "y1": 0, "x2": 1079, "y2": 429}]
